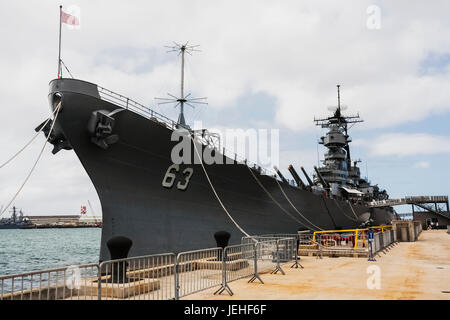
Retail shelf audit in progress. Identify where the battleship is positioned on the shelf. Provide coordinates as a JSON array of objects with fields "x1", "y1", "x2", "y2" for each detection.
[{"x1": 37, "y1": 44, "x2": 394, "y2": 261}]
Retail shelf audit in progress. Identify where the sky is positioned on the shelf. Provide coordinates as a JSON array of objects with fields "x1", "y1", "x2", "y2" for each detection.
[{"x1": 0, "y1": 0, "x2": 449, "y2": 217}]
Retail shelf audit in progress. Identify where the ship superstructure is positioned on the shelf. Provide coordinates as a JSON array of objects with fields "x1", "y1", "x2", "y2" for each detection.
[
  {"x1": 0, "y1": 207, "x2": 31, "y2": 229},
  {"x1": 313, "y1": 85, "x2": 389, "y2": 203}
]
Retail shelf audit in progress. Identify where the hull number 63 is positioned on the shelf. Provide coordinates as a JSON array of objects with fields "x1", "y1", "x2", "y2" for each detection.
[{"x1": 162, "y1": 164, "x2": 194, "y2": 191}]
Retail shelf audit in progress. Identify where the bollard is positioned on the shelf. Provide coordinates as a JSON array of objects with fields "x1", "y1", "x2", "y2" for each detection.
[
  {"x1": 213, "y1": 231, "x2": 232, "y2": 296},
  {"x1": 106, "y1": 236, "x2": 133, "y2": 283}
]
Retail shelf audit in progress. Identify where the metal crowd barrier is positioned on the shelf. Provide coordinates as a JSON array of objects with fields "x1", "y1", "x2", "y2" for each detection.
[
  {"x1": 0, "y1": 264, "x2": 99, "y2": 300},
  {"x1": 0, "y1": 236, "x2": 303, "y2": 300},
  {"x1": 223, "y1": 243, "x2": 255, "y2": 283},
  {"x1": 214, "y1": 243, "x2": 255, "y2": 295},
  {"x1": 371, "y1": 230, "x2": 396, "y2": 256},
  {"x1": 272, "y1": 238, "x2": 297, "y2": 274},
  {"x1": 372, "y1": 233, "x2": 378, "y2": 253},
  {"x1": 254, "y1": 239, "x2": 279, "y2": 275},
  {"x1": 98, "y1": 253, "x2": 176, "y2": 300},
  {"x1": 176, "y1": 248, "x2": 223, "y2": 299}
]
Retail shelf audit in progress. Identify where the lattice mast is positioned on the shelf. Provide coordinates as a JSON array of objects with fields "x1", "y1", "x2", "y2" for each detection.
[{"x1": 155, "y1": 42, "x2": 207, "y2": 127}]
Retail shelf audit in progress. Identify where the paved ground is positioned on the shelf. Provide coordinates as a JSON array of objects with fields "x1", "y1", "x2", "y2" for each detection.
[{"x1": 183, "y1": 230, "x2": 450, "y2": 300}]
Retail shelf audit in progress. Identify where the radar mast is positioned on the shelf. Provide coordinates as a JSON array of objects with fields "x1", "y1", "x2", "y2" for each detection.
[{"x1": 155, "y1": 42, "x2": 207, "y2": 128}]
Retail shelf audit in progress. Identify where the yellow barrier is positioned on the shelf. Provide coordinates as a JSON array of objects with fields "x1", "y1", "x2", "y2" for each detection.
[
  {"x1": 313, "y1": 225, "x2": 392, "y2": 249},
  {"x1": 368, "y1": 225, "x2": 392, "y2": 232},
  {"x1": 313, "y1": 228, "x2": 369, "y2": 249}
]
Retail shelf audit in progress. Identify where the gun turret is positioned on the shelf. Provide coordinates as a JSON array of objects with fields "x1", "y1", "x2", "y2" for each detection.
[
  {"x1": 314, "y1": 166, "x2": 329, "y2": 189},
  {"x1": 288, "y1": 165, "x2": 307, "y2": 190},
  {"x1": 273, "y1": 166, "x2": 288, "y2": 184},
  {"x1": 300, "y1": 166, "x2": 314, "y2": 186}
]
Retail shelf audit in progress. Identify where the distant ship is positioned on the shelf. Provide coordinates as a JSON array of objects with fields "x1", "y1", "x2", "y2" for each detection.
[
  {"x1": 37, "y1": 44, "x2": 394, "y2": 260},
  {"x1": 0, "y1": 207, "x2": 32, "y2": 229}
]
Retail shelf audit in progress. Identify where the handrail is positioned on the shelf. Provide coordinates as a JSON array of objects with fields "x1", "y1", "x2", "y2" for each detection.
[
  {"x1": 0, "y1": 263, "x2": 99, "y2": 280},
  {"x1": 96, "y1": 85, "x2": 276, "y2": 177},
  {"x1": 97, "y1": 85, "x2": 188, "y2": 132},
  {"x1": 369, "y1": 195, "x2": 449, "y2": 208}
]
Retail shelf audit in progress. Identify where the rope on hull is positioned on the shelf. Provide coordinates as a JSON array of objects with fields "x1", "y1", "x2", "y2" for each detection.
[
  {"x1": 274, "y1": 178, "x2": 325, "y2": 231},
  {"x1": 246, "y1": 164, "x2": 322, "y2": 231},
  {"x1": 0, "y1": 108, "x2": 59, "y2": 169},
  {"x1": 190, "y1": 135, "x2": 253, "y2": 239},
  {"x1": 0, "y1": 103, "x2": 62, "y2": 217}
]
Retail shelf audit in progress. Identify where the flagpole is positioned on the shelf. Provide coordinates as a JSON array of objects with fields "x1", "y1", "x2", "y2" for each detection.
[{"x1": 58, "y1": 5, "x2": 62, "y2": 78}]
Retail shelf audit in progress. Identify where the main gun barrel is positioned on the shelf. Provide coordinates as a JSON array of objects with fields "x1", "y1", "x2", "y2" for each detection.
[
  {"x1": 273, "y1": 166, "x2": 288, "y2": 184},
  {"x1": 300, "y1": 166, "x2": 314, "y2": 186},
  {"x1": 313, "y1": 165, "x2": 329, "y2": 189},
  {"x1": 288, "y1": 165, "x2": 307, "y2": 190}
]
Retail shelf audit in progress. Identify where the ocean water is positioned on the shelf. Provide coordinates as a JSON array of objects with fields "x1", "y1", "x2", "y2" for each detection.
[{"x1": 0, "y1": 228, "x2": 101, "y2": 276}]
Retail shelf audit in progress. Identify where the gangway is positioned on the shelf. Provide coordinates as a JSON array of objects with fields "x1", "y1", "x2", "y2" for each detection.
[{"x1": 368, "y1": 196, "x2": 449, "y2": 220}]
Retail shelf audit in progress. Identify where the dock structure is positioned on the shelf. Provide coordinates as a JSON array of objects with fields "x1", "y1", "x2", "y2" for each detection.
[
  {"x1": 369, "y1": 196, "x2": 450, "y2": 226},
  {"x1": 1, "y1": 226, "x2": 404, "y2": 300},
  {"x1": 184, "y1": 230, "x2": 450, "y2": 300},
  {"x1": 369, "y1": 196, "x2": 449, "y2": 216},
  {"x1": 25, "y1": 215, "x2": 81, "y2": 225},
  {"x1": 22, "y1": 215, "x2": 101, "y2": 228},
  {"x1": 3, "y1": 227, "x2": 447, "y2": 300}
]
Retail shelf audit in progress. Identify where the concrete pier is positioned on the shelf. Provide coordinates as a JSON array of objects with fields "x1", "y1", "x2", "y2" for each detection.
[
  {"x1": 392, "y1": 220, "x2": 422, "y2": 242},
  {"x1": 184, "y1": 230, "x2": 450, "y2": 300}
]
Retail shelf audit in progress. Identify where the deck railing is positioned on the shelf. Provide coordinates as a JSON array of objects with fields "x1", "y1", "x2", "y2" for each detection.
[
  {"x1": 97, "y1": 85, "x2": 188, "y2": 132},
  {"x1": 96, "y1": 85, "x2": 276, "y2": 177}
]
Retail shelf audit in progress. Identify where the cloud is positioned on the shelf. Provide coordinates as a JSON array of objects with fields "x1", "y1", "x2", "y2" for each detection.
[
  {"x1": 278, "y1": 148, "x2": 319, "y2": 179},
  {"x1": 413, "y1": 161, "x2": 430, "y2": 168},
  {"x1": 368, "y1": 133, "x2": 450, "y2": 157},
  {"x1": 1, "y1": 1, "x2": 450, "y2": 216},
  {"x1": 4, "y1": 1, "x2": 450, "y2": 131}
]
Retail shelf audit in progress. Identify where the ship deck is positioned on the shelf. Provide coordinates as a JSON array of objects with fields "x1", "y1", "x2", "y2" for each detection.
[{"x1": 183, "y1": 230, "x2": 450, "y2": 300}]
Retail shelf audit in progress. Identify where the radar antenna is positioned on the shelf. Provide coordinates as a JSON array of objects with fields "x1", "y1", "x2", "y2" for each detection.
[
  {"x1": 155, "y1": 42, "x2": 207, "y2": 128},
  {"x1": 327, "y1": 86, "x2": 348, "y2": 113},
  {"x1": 314, "y1": 85, "x2": 363, "y2": 128}
]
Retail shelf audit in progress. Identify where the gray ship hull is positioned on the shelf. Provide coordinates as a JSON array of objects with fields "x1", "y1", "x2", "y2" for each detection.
[
  {"x1": 0, "y1": 225, "x2": 24, "y2": 229},
  {"x1": 47, "y1": 79, "x2": 393, "y2": 261}
]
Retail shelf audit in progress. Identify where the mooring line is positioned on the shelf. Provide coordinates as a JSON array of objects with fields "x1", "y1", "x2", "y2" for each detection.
[
  {"x1": 190, "y1": 135, "x2": 254, "y2": 239},
  {"x1": 0, "y1": 103, "x2": 62, "y2": 217},
  {"x1": 246, "y1": 164, "x2": 320, "y2": 231},
  {"x1": 274, "y1": 179, "x2": 325, "y2": 231},
  {"x1": 348, "y1": 202, "x2": 360, "y2": 220},
  {"x1": 0, "y1": 107, "x2": 59, "y2": 169},
  {"x1": 334, "y1": 199, "x2": 359, "y2": 222},
  {"x1": 320, "y1": 195, "x2": 338, "y2": 230}
]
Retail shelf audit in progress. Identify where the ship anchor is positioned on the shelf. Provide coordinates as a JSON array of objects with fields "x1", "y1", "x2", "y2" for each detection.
[
  {"x1": 87, "y1": 109, "x2": 124, "y2": 150},
  {"x1": 35, "y1": 118, "x2": 72, "y2": 154}
]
